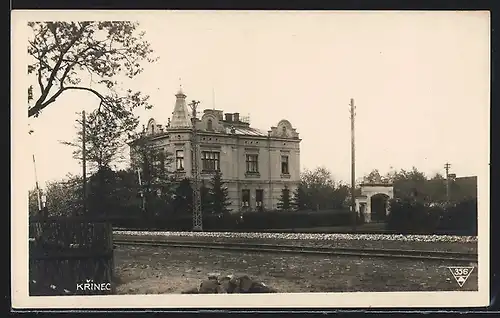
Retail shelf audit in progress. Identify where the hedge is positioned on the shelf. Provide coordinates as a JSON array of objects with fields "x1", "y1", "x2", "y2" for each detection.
[
  {"x1": 436, "y1": 199, "x2": 478, "y2": 236},
  {"x1": 386, "y1": 198, "x2": 477, "y2": 236},
  {"x1": 111, "y1": 209, "x2": 361, "y2": 232},
  {"x1": 42, "y1": 198, "x2": 477, "y2": 235}
]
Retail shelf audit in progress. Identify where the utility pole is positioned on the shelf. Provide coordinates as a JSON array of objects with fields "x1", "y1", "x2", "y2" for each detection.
[
  {"x1": 32, "y1": 154, "x2": 42, "y2": 212},
  {"x1": 350, "y1": 98, "x2": 357, "y2": 231},
  {"x1": 82, "y1": 110, "x2": 87, "y2": 216},
  {"x1": 444, "y1": 162, "x2": 451, "y2": 202},
  {"x1": 137, "y1": 168, "x2": 146, "y2": 212},
  {"x1": 189, "y1": 100, "x2": 203, "y2": 231}
]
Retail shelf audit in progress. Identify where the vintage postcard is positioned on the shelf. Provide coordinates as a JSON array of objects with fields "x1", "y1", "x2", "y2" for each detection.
[{"x1": 11, "y1": 10, "x2": 490, "y2": 309}]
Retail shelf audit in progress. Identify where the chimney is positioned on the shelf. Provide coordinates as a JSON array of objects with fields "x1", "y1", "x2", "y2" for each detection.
[
  {"x1": 233, "y1": 112, "x2": 240, "y2": 122},
  {"x1": 225, "y1": 113, "x2": 233, "y2": 122}
]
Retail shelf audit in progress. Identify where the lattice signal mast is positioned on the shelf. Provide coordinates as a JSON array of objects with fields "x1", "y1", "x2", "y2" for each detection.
[{"x1": 189, "y1": 100, "x2": 203, "y2": 231}]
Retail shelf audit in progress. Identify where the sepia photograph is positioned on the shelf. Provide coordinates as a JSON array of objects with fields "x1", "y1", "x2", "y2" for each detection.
[{"x1": 12, "y1": 10, "x2": 490, "y2": 309}]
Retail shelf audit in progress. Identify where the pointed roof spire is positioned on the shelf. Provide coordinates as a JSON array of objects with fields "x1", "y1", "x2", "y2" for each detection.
[
  {"x1": 170, "y1": 86, "x2": 191, "y2": 128},
  {"x1": 176, "y1": 77, "x2": 186, "y2": 97},
  {"x1": 176, "y1": 87, "x2": 186, "y2": 98}
]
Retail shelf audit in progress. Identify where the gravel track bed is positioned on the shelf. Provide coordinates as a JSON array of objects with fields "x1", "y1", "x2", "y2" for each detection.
[
  {"x1": 114, "y1": 232, "x2": 478, "y2": 254},
  {"x1": 114, "y1": 245, "x2": 478, "y2": 295}
]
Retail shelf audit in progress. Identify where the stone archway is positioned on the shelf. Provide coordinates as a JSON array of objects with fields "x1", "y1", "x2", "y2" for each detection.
[
  {"x1": 355, "y1": 183, "x2": 394, "y2": 223},
  {"x1": 370, "y1": 193, "x2": 390, "y2": 222}
]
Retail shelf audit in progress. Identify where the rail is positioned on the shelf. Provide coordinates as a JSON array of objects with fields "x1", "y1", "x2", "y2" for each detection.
[{"x1": 113, "y1": 238, "x2": 478, "y2": 264}]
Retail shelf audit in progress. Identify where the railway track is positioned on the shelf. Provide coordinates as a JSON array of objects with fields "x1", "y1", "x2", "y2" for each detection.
[{"x1": 113, "y1": 238, "x2": 478, "y2": 264}]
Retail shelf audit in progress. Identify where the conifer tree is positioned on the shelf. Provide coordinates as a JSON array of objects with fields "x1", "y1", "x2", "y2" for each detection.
[
  {"x1": 277, "y1": 185, "x2": 292, "y2": 211},
  {"x1": 209, "y1": 170, "x2": 231, "y2": 216},
  {"x1": 291, "y1": 184, "x2": 308, "y2": 211},
  {"x1": 200, "y1": 182, "x2": 212, "y2": 214},
  {"x1": 172, "y1": 178, "x2": 193, "y2": 215},
  {"x1": 172, "y1": 178, "x2": 212, "y2": 216}
]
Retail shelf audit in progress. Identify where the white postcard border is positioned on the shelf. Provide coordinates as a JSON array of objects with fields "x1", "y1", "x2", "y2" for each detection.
[{"x1": 11, "y1": 10, "x2": 491, "y2": 309}]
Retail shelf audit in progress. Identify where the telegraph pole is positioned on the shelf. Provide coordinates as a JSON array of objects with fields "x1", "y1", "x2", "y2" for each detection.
[
  {"x1": 30, "y1": 125, "x2": 43, "y2": 215},
  {"x1": 444, "y1": 162, "x2": 451, "y2": 202},
  {"x1": 189, "y1": 100, "x2": 203, "y2": 231},
  {"x1": 82, "y1": 111, "x2": 87, "y2": 215},
  {"x1": 32, "y1": 154, "x2": 42, "y2": 211},
  {"x1": 350, "y1": 98, "x2": 357, "y2": 231},
  {"x1": 137, "y1": 168, "x2": 146, "y2": 212}
]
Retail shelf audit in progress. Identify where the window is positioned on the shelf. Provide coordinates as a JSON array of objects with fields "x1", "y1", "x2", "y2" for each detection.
[
  {"x1": 256, "y1": 189, "x2": 264, "y2": 209},
  {"x1": 202, "y1": 151, "x2": 220, "y2": 171},
  {"x1": 246, "y1": 154, "x2": 259, "y2": 173},
  {"x1": 176, "y1": 150, "x2": 184, "y2": 170},
  {"x1": 207, "y1": 119, "x2": 213, "y2": 131},
  {"x1": 149, "y1": 147, "x2": 161, "y2": 166},
  {"x1": 158, "y1": 149, "x2": 166, "y2": 172},
  {"x1": 242, "y1": 189, "x2": 250, "y2": 207},
  {"x1": 281, "y1": 155, "x2": 289, "y2": 174}
]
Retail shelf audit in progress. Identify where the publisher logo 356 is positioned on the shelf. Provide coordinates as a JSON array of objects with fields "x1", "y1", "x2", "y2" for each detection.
[{"x1": 448, "y1": 266, "x2": 474, "y2": 287}]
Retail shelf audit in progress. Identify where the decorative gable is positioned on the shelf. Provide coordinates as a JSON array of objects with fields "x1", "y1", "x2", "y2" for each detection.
[
  {"x1": 200, "y1": 110, "x2": 225, "y2": 133},
  {"x1": 268, "y1": 119, "x2": 299, "y2": 139}
]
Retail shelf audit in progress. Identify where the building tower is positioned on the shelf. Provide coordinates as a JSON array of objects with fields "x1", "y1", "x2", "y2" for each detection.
[{"x1": 170, "y1": 88, "x2": 192, "y2": 129}]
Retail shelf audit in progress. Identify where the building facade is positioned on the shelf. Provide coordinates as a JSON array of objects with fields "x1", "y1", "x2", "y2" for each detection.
[{"x1": 132, "y1": 89, "x2": 302, "y2": 213}]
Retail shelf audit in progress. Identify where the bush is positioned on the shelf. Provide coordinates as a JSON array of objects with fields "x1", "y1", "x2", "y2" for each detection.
[
  {"x1": 110, "y1": 209, "x2": 359, "y2": 232},
  {"x1": 437, "y1": 198, "x2": 477, "y2": 236},
  {"x1": 386, "y1": 198, "x2": 477, "y2": 235},
  {"x1": 386, "y1": 198, "x2": 438, "y2": 234},
  {"x1": 231, "y1": 209, "x2": 355, "y2": 231}
]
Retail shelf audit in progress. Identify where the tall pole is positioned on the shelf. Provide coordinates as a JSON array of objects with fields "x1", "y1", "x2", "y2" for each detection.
[
  {"x1": 445, "y1": 162, "x2": 451, "y2": 202},
  {"x1": 82, "y1": 111, "x2": 87, "y2": 215},
  {"x1": 137, "y1": 168, "x2": 146, "y2": 212},
  {"x1": 189, "y1": 100, "x2": 203, "y2": 231},
  {"x1": 350, "y1": 98, "x2": 357, "y2": 230},
  {"x1": 32, "y1": 154, "x2": 42, "y2": 211}
]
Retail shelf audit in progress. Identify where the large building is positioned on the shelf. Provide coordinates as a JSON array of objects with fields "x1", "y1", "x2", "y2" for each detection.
[{"x1": 132, "y1": 88, "x2": 302, "y2": 213}]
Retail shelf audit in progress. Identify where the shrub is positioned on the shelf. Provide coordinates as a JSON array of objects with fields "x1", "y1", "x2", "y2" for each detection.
[
  {"x1": 386, "y1": 198, "x2": 443, "y2": 234},
  {"x1": 437, "y1": 198, "x2": 477, "y2": 236},
  {"x1": 386, "y1": 198, "x2": 477, "y2": 235},
  {"x1": 111, "y1": 209, "x2": 358, "y2": 232}
]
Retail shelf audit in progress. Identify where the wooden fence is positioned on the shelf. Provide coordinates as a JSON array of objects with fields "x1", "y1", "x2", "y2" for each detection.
[{"x1": 29, "y1": 215, "x2": 114, "y2": 296}]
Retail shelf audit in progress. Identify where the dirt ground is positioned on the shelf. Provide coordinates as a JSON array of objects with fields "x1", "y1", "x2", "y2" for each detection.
[{"x1": 114, "y1": 245, "x2": 478, "y2": 295}]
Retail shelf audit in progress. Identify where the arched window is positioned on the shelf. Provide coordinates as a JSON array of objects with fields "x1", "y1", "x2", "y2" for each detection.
[
  {"x1": 207, "y1": 119, "x2": 213, "y2": 131},
  {"x1": 282, "y1": 126, "x2": 286, "y2": 135}
]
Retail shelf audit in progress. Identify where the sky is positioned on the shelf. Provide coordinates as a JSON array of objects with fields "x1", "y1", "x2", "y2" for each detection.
[{"x1": 22, "y1": 11, "x2": 490, "y2": 188}]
